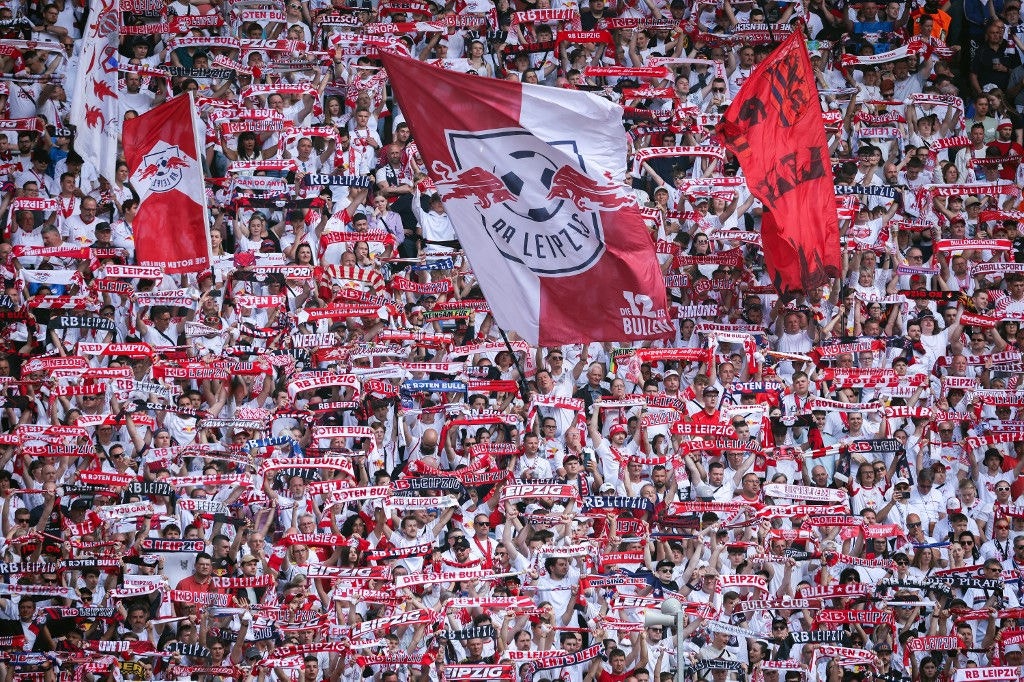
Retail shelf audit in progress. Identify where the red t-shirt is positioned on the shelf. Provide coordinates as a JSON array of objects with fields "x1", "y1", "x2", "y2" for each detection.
[{"x1": 599, "y1": 671, "x2": 632, "y2": 682}]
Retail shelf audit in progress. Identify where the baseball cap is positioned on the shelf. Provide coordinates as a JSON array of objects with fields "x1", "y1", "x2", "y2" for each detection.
[
  {"x1": 703, "y1": 386, "x2": 720, "y2": 395},
  {"x1": 946, "y1": 497, "x2": 962, "y2": 511},
  {"x1": 966, "y1": 197, "x2": 982, "y2": 206},
  {"x1": 609, "y1": 423, "x2": 627, "y2": 436},
  {"x1": 452, "y1": 537, "x2": 471, "y2": 550},
  {"x1": 664, "y1": 369, "x2": 679, "y2": 378},
  {"x1": 985, "y1": 449, "x2": 1004, "y2": 462},
  {"x1": 241, "y1": 554, "x2": 258, "y2": 564}
]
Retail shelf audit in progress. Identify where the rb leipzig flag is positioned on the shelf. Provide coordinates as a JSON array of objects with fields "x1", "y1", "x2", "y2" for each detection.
[
  {"x1": 379, "y1": 53, "x2": 671, "y2": 345},
  {"x1": 718, "y1": 29, "x2": 841, "y2": 295},
  {"x1": 123, "y1": 94, "x2": 211, "y2": 275}
]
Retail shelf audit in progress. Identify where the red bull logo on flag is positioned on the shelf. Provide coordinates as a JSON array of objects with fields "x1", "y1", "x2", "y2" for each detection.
[
  {"x1": 135, "y1": 144, "x2": 193, "y2": 193},
  {"x1": 432, "y1": 129, "x2": 634, "y2": 277}
]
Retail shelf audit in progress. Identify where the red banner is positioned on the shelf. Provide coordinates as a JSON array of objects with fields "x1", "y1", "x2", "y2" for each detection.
[
  {"x1": 718, "y1": 29, "x2": 840, "y2": 294},
  {"x1": 122, "y1": 94, "x2": 212, "y2": 275}
]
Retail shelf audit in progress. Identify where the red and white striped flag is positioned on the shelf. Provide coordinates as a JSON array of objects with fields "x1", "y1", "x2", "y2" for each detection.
[{"x1": 380, "y1": 53, "x2": 671, "y2": 345}]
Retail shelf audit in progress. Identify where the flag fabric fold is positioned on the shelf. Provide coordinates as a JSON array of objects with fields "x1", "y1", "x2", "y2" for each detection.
[{"x1": 380, "y1": 53, "x2": 671, "y2": 345}]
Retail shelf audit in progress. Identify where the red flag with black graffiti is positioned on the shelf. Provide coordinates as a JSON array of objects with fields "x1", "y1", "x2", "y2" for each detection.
[{"x1": 717, "y1": 29, "x2": 841, "y2": 295}]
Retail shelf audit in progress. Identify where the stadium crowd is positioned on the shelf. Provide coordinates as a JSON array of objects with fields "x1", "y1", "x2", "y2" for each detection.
[{"x1": 0, "y1": 0, "x2": 1023, "y2": 680}]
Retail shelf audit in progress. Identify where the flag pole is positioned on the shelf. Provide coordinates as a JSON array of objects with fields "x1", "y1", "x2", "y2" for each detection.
[{"x1": 497, "y1": 327, "x2": 532, "y2": 404}]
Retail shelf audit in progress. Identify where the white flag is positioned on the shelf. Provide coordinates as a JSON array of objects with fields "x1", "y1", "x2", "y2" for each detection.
[{"x1": 69, "y1": 0, "x2": 120, "y2": 182}]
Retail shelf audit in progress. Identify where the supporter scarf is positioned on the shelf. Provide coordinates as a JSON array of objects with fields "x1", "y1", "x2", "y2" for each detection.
[
  {"x1": 633, "y1": 144, "x2": 726, "y2": 170},
  {"x1": 763, "y1": 483, "x2": 847, "y2": 503},
  {"x1": 973, "y1": 262, "x2": 1024, "y2": 276},
  {"x1": 935, "y1": 238, "x2": 1012, "y2": 252},
  {"x1": 0, "y1": 561, "x2": 57, "y2": 575},
  {"x1": 757, "y1": 503, "x2": 847, "y2": 518},
  {"x1": 76, "y1": 342, "x2": 152, "y2": 357},
  {"x1": 12, "y1": 197, "x2": 58, "y2": 212},
  {"x1": 952, "y1": 669, "x2": 1018, "y2": 681},
  {"x1": 228, "y1": 159, "x2": 297, "y2": 173},
  {"x1": 287, "y1": 372, "x2": 360, "y2": 398},
  {"x1": 168, "y1": 590, "x2": 229, "y2": 606},
  {"x1": 929, "y1": 182, "x2": 1019, "y2": 197},
  {"x1": 365, "y1": 542, "x2": 433, "y2": 560},
  {"x1": 835, "y1": 184, "x2": 900, "y2": 199},
  {"x1": 13, "y1": 245, "x2": 89, "y2": 260},
  {"x1": 809, "y1": 340, "x2": 886, "y2": 363},
  {"x1": 351, "y1": 609, "x2": 439, "y2": 637},
  {"x1": 599, "y1": 551, "x2": 645, "y2": 569},
  {"x1": 394, "y1": 476, "x2": 462, "y2": 492},
  {"x1": 581, "y1": 496, "x2": 653, "y2": 512},
  {"x1": 825, "y1": 551, "x2": 895, "y2": 569},
  {"x1": 320, "y1": 231, "x2": 396, "y2": 250},
  {"x1": 797, "y1": 583, "x2": 870, "y2": 599},
  {"x1": 932, "y1": 575, "x2": 1003, "y2": 590},
  {"x1": 77, "y1": 471, "x2": 138, "y2": 487},
  {"x1": 806, "y1": 397, "x2": 882, "y2": 413},
  {"x1": 46, "y1": 315, "x2": 116, "y2": 333},
  {"x1": 668, "y1": 501, "x2": 744, "y2": 515},
  {"x1": 109, "y1": 583, "x2": 162, "y2": 599},
  {"x1": 996, "y1": 504, "x2": 1024, "y2": 520},
  {"x1": 176, "y1": 499, "x2": 228, "y2": 515},
  {"x1": 705, "y1": 619, "x2": 768, "y2": 639},
  {"x1": 44, "y1": 607, "x2": 116, "y2": 620},
  {"x1": 715, "y1": 574, "x2": 768, "y2": 593},
  {"x1": 534, "y1": 644, "x2": 601, "y2": 670},
  {"x1": 816, "y1": 609, "x2": 894, "y2": 626},
  {"x1": 510, "y1": 8, "x2": 581, "y2": 28},
  {"x1": 601, "y1": 16, "x2": 678, "y2": 29},
  {"x1": 322, "y1": 485, "x2": 391, "y2": 507},
  {"x1": 805, "y1": 515, "x2": 864, "y2": 528},
  {"x1": 501, "y1": 484, "x2": 578, "y2": 502},
  {"x1": 585, "y1": 65, "x2": 669, "y2": 79},
  {"x1": 670, "y1": 423, "x2": 738, "y2": 437},
  {"x1": 445, "y1": 666, "x2": 513, "y2": 681},
  {"x1": 210, "y1": 575, "x2": 274, "y2": 588}
]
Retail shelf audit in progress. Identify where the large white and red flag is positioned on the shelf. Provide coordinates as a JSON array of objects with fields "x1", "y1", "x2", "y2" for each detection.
[
  {"x1": 70, "y1": 0, "x2": 120, "y2": 182},
  {"x1": 379, "y1": 53, "x2": 671, "y2": 346},
  {"x1": 123, "y1": 94, "x2": 211, "y2": 275}
]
